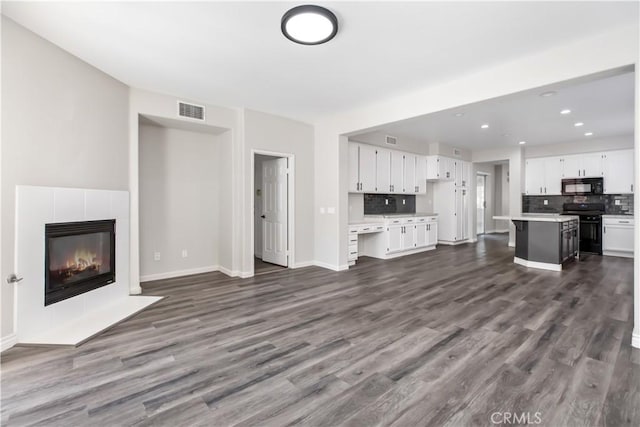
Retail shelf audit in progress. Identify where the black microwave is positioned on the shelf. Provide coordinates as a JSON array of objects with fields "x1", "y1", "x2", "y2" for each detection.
[{"x1": 561, "y1": 177, "x2": 603, "y2": 195}]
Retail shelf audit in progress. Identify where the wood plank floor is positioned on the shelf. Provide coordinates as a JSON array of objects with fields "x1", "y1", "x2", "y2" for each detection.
[{"x1": 2, "y1": 234, "x2": 639, "y2": 426}]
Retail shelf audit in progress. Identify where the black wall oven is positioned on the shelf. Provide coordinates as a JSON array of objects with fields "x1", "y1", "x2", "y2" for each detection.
[
  {"x1": 561, "y1": 177, "x2": 603, "y2": 196},
  {"x1": 562, "y1": 203, "x2": 605, "y2": 255}
]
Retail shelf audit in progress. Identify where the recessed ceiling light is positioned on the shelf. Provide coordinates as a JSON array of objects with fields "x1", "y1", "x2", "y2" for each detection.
[
  {"x1": 585, "y1": 132, "x2": 593, "y2": 136},
  {"x1": 560, "y1": 109, "x2": 571, "y2": 115},
  {"x1": 574, "y1": 122, "x2": 584, "y2": 127},
  {"x1": 481, "y1": 124, "x2": 489, "y2": 129},
  {"x1": 540, "y1": 91, "x2": 557, "y2": 97},
  {"x1": 454, "y1": 112, "x2": 465, "y2": 117},
  {"x1": 281, "y1": 5, "x2": 338, "y2": 45},
  {"x1": 519, "y1": 141, "x2": 526, "y2": 145}
]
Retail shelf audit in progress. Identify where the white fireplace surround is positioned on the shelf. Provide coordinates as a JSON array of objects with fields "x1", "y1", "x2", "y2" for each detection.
[{"x1": 14, "y1": 186, "x2": 161, "y2": 346}]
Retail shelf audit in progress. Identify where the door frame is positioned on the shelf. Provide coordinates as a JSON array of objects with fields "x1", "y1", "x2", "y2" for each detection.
[
  {"x1": 476, "y1": 172, "x2": 488, "y2": 235},
  {"x1": 250, "y1": 149, "x2": 295, "y2": 274}
]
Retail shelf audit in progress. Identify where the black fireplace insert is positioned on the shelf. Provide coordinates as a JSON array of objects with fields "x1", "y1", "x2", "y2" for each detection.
[{"x1": 45, "y1": 219, "x2": 116, "y2": 306}]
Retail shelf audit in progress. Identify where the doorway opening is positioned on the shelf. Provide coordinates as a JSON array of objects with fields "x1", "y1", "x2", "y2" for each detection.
[
  {"x1": 477, "y1": 173, "x2": 487, "y2": 235},
  {"x1": 253, "y1": 152, "x2": 292, "y2": 275}
]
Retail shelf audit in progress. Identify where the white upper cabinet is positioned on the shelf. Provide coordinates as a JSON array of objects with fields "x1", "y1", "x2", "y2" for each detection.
[
  {"x1": 359, "y1": 144, "x2": 377, "y2": 192},
  {"x1": 390, "y1": 151, "x2": 404, "y2": 193},
  {"x1": 545, "y1": 157, "x2": 563, "y2": 195},
  {"x1": 525, "y1": 157, "x2": 561, "y2": 195},
  {"x1": 376, "y1": 148, "x2": 391, "y2": 193},
  {"x1": 403, "y1": 153, "x2": 416, "y2": 193},
  {"x1": 426, "y1": 156, "x2": 455, "y2": 181},
  {"x1": 561, "y1": 153, "x2": 603, "y2": 178},
  {"x1": 525, "y1": 158, "x2": 546, "y2": 195},
  {"x1": 415, "y1": 156, "x2": 427, "y2": 194},
  {"x1": 603, "y1": 149, "x2": 634, "y2": 194},
  {"x1": 348, "y1": 142, "x2": 429, "y2": 194},
  {"x1": 348, "y1": 143, "x2": 360, "y2": 192}
]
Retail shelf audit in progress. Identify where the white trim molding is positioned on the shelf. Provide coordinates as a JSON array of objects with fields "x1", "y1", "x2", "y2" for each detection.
[
  {"x1": 514, "y1": 257, "x2": 562, "y2": 272},
  {"x1": 292, "y1": 261, "x2": 315, "y2": 269},
  {"x1": 1, "y1": 333, "x2": 18, "y2": 352},
  {"x1": 632, "y1": 331, "x2": 640, "y2": 349},
  {"x1": 313, "y1": 261, "x2": 349, "y2": 271},
  {"x1": 140, "y1": 265, "x2": 220, "y2": 282}
]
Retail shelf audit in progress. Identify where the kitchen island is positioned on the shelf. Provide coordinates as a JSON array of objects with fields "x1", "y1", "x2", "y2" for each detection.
[{"x1": 493, "y1": 214, "x2": 580, "y2": 271}]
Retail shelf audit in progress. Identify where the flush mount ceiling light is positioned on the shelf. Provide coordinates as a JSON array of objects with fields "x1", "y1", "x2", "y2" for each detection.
[
  {"x1": 281, "y1": 5, "x2": 338, "y2": 45},
  {"x1": 585, "y1": 132, "x2": 594, "y2": 136},
  {"x1": 540, "y1": 91, "x2": 557, "y2": 97},
  {"x1": 519, "y1": 141, "x2": 527, "y2": 145},
  {"x1": 480, "y1": 124, "x2": 489, "y2": 129},
  {"x1": 560, "y1": 109, "x2": 571, "y2": 115},
  {"x1": 574, "y1": 122, "x2": 584, "y2": 127},
  {"x1": 454, "y1": 112, "x2": 465, "y2": 117}
]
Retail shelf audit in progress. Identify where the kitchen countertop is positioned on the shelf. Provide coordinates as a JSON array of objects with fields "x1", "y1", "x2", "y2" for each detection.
[
  {"x1": 602, "y1": 214, "x2": 634, "y2": 218},
  {"x1": 364, "y1": 212, "x2": 438, "y2": 218},
  {"x1": 493, "y1": 214, "x2": 579, "y2": 223}
]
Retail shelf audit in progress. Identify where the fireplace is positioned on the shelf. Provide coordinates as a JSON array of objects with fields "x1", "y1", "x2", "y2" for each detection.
[{"x1": 45, "y1": 220, "x2": 116, "y2": 306}]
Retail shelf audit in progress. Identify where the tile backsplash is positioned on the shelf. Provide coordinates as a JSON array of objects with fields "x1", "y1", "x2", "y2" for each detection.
[
  {"x1": 364, "y1": 194, "x2": 416, "y2": 215},
  {"x1": 522, "y1": 194, "x2": 634, "y2": 215}
]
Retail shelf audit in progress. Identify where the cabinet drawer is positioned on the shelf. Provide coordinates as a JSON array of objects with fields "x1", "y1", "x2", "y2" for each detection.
[
  {"x1": 604, "y1": 217, "x2": 634, "y2": 226},
  {"x1": 404, "y1": 218, "x2": 415, "y2": 223},
  {"x1": 374, "y1": 225, "x2": 385, "y2": 231},
  {"x1": 348, "y1": 236, "x2": 358, "y2": 245},
  {"x1": 388, "y1": 219, "x2": 402, "y2": 225},
  {"x1": 348, "y1": 227, "x2": 359, "y2": 233}
]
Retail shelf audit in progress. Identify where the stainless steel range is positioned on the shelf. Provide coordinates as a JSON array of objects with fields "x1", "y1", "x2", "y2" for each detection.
[{"x1": 562, "y1": 203, "x2": 605, "y2": 255}]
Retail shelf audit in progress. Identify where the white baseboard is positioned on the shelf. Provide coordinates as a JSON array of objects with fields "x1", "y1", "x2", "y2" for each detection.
[
  {"x1": 632, "y1": 331, "x2": 640, "y2": 349},
  {"x1": 1, "y1": 333, "x2": 18, "y2": 352},
  {"x1": 292, "y1": 261, "x2": 315, "y2": 269},
  {"x1": 313, "y1": 261, "x2": 349, "y2": 271},
  {"x1": 140, "y1": 265, "x2": 220, "y2": 282},
  {"x1": 239, "y1": 271, "x2": 253, "y2": 279},
  {"x1": 217, "y1": 266, "x2": 236, "y2": 277},
  {"x1": 130, "y1": 286, "x2": 143, "y2": 295},
  {"x1": 438, "y1": 240, "x2": 470, "y2": 246},
  {"x1": 514, "y1": 257, "x2": 562, "y2": 272},
  {"x1": 603, "y1": 250, "x2": 634, "y2": 259},
  {"x1": 493, "y1": 229, "x2": 509, "y2": 233}
]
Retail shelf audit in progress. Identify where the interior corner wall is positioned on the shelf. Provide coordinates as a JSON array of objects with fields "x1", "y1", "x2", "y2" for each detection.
[
  {"x1": 129, "y1": 89, "x2": 239, "y2": 283},
  {"x1": 0, "y1": 17, "x2": 129, "y2": 341},
  {"x1": 243, "y1": 109, "x2": 315, "y2": 270},
  {"x1": 139, "y1": 124, "x2": 221, "y2": 279}
]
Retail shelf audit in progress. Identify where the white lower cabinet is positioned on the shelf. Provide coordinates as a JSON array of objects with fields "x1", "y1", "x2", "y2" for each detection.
[
  {"x1": 359, "y1": 216, "x2": 438, "y2": 259},
  {"x1": 603, "y1": 216, "x2": 634, "y2": 258}
]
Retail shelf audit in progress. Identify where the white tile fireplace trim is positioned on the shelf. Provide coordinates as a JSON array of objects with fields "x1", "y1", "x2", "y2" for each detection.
[{"x1": 14, "y1": 186, "x2": 161, "y2": 346}]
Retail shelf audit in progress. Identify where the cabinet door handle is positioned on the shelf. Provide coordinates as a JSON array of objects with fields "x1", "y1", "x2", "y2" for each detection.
[
  {"x1": 619, "y1": 221, "x2": 630, "y2": 224},
  {"x1": 540, "y1": 187, "x2": 542, "y2": 194},
  {"x1": 604, "y1": 226, "x2": 606, "y2": 233},
  {"x1": 631, "y1": 184, "x2": 634, "y2": 192},
  {"x1": 583, "y1": 169, "x2": 586, "y2": 176},
  {"x1": 544, "y1": 187, "x2": 547, "y2": 193}
]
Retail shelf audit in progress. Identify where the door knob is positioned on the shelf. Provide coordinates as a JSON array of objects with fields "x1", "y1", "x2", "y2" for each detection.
[
  {"x1": 6, "y1": 274, "x2": 23, "y2": 284},
  {"x1": 260, "y1": 215, "x2": 266, "y2": 219}
]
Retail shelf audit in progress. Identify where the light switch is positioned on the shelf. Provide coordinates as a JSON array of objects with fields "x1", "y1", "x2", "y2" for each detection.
[
  {"x1": 543, "y1": 200, "x2": 548, "y2": 205},
  {"x1": 402, "y1": 199, "x2": 406, "y2": 205},
  {"x1": 615, "y1": 199, "x2": 621, "y2": 206},
  {"x1": 328, "y1": 207, "x2": 336, "y2": 214},
  {"x1": 385, "y1": 199, "x2": 389, "y2": 205}
]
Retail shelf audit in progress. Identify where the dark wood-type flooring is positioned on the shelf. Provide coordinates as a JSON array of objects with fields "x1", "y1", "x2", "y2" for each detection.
[
  {"x1": 2, "y1": 234, "x2": 639, "y2": 426},
  {"x1": 254, "y1": 257, "x2": 286, "y2": 276}
]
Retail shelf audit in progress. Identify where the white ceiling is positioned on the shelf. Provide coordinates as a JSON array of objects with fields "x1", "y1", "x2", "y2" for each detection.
[
  {"x1": 3, "y1": 1, "x2": 638, "y2": 122},
  {"x1": 365, "y1": 69, "x2": 635, "y2": 149}
]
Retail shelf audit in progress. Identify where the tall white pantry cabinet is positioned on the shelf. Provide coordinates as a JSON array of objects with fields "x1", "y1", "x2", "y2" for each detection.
[{"x1": 430, "y1": 157, "x2": 471, "y2": 244}]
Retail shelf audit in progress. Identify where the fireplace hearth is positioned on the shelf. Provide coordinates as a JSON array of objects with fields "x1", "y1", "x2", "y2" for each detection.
[{"x1": 45, "y1": 219, "x2": 116, "y2": 305}]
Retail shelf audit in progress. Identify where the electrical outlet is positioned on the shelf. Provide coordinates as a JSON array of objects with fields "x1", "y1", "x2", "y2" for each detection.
[
  {"x1": 385, "y1": 199, "x2": 389, "y2": 205},
  {"x1": 154, "y1": 252, "x2": 161, "y2": 261},
  {"x1": 181, "y1": 249, "x2": 188, "y2": 258},
  {"x1": 615, "y1": 199, "x2": 621, "y2": 206},
  {"x1": 402, "y1": 199, "x2": 406, "y2": 205},
  {"x1": 543, "y1": 200, "x2": 548, "y2": 205}
]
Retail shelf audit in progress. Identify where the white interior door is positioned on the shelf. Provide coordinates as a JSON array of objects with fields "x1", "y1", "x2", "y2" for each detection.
[{"x1": 262, "y1": 158, "x2": 288, "y2": 266}]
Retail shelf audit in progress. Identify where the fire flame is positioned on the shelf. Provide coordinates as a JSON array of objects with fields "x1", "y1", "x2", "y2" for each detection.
[{"x1": 65, "y1": 249, "x2": 101, "y2": 271}]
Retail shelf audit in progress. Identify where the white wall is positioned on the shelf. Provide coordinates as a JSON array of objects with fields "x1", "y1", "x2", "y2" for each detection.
[
  {"x1": 524, "y1": 135, "x2": 633, "y2": 158},
  {"x1": 1, "y1": 18, "x2": 129, "y2": 341},
  {"x1": 129, "y1": 88, "x2": 239, "y2": 284},
  {"x1": 349, "y1": 130, "x2": 430, "y2": 155},
  {"x1": 494, "y1": 164, "x2": 510, "y2": 231},
  {"x1": 475, "y1": 163, "x2": 496, "y2": 233},
  {"x1": 243, "y1": 109, "x2": 315, "y2": 271},
  {"x1": 139, "y1": 124, "x2": 227, "y2": 279}
]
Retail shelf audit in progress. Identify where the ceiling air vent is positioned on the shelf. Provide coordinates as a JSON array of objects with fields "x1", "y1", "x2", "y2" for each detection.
[
  {"x1": 385, "y1": 135, "x2": 397, "y2": 146},
  {"x1": 453, "y1": 148, "x2": 462, "y2": 157},
  {"x1": 178, "y1": 101, "x2": 205, "y2": 121}
]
